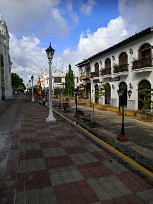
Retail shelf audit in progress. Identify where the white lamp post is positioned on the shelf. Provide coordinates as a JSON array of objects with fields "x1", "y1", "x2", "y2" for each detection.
[
  {"x1": 31, "y1": 75, "x2": 35, "y2": 102},
  {"x1": 45, "y1": 43, "x2": 56, "y2": 122}
]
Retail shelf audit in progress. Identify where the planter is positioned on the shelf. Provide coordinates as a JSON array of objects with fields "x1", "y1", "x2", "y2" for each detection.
[
  {"x1": 117, "y1": 135, "x2": 128, "y2": 142},
  {"x1": 86, "y1": 122, "x2": 102, "y2": 129},
  {"x1": 63, "y1": 103, "x2": 69, "y2": 112},
  {"x1": 137, "y1": 118, "x2": 153, "y2": 122},
  {"x1": 116, "y1": 111, "x2": 122, "y2": 116}
]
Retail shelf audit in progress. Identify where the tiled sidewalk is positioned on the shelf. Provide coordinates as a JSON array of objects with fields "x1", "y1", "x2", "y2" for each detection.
[{"x1": 1, "y1": 101, "x2": 153, "y2": 203}]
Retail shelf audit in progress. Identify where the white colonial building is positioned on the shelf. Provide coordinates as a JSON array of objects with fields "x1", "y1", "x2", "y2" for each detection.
[
  {"x1": 40, "y1": 71, "x2": 78, "y2": 91},
  {"x1": 76, "y1": 26, "x2": 153, "y2": 112},
  {"x1": 0, "y1": 16, "x2": 12, "y2": 100}
]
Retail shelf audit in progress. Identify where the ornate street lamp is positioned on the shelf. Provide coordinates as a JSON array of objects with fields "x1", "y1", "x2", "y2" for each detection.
[
  {"x1": 73, "y1": 89, "x2": 78, "y2": 116},
  {"x1": 89, "y1": 90, "x2": 92, "y2": 107},
  {"x1": 117, "y1": 89, "x2": 132, "y2": 142},
  {"x1": 58, "y1": 89, "x2": 62, "y2": 109},
  {"x1": 31, "y1": 75, "x2": 35, "y2": 102},
  {"x1": 89, "y1": 89, "x2": 93, "y2": 107},
  {"x1": 45, "y1": 43, "x2": 56, "y2": 122}
]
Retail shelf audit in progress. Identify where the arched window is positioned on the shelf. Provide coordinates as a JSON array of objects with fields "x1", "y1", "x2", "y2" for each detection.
[
  {"x1": 118, "y1": 52, "x2": 128, "y2": 72},
  {"x1": 95, "y1": 62, "x2": 99, "y2": 73},
  {"x1": 119, "y1": 52, "x2": 128, "y2": 65},
  {"x1": 105, "y1": 58, "x2": 111, "y2": 69},
  {"x1": 139, "y1": 43, "x2": 151, "y2": 59}
]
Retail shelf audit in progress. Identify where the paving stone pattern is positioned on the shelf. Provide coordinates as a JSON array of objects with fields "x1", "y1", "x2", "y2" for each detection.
[{"x1": 1, "y1": 100, "x2": 153, "y2": 204}]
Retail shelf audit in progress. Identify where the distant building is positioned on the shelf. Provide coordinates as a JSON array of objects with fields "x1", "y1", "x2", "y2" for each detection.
[
  {"x1": 76, "y1": 27, "x2": 153, "y2": 113},
  {"x1": 40, "y1": 71, "x2": 78, "y2": 92},
  {"x1": 0, "y1": 15, "x2": 12, "y2": 100}
]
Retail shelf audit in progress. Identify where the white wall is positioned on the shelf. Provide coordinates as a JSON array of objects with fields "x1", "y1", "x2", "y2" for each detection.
[{"x1": 78, "y1": 32, "x2": 153, "y2": 111}]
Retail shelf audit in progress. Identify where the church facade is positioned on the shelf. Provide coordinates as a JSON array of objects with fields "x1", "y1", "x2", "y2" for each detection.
[{"x1": 0, "y1": 16, "x2": 12, "y2": 100}]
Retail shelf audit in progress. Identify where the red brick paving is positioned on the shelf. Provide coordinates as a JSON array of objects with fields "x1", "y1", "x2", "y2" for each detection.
[
  {"x1": 45, "y1": 155, "x2": 74, "y2": 168},
  {"x1": 125, "y1": 194, "x2": 145, "y2": 204},
  {"x1": 19, "y1": 149, "x2": 44, "y2": 160},
  {"x1": 64, "y1": 146, "x2": 88, "y2": 154},
  {"x1": 40, "y1": 141, "x2": 61, "y2": 148},
  {"x1": 124, "y1": 172, "x2": 153, "y2": 190},
  {"x1": 78, "y1": 165, "x2": 95, "y2": 179},
  {"x1": 20, "y1": 137, "x2": 38, "y2": 143},
  {"x1": 37, "y1": 132, "x2": 52, "y2": 137},
  {"x1": 1, "y1": 99, "x2": 153, "y2": 204},
  {"x1": 76, "y1": 180, "x2": 99, "y2": 203}
]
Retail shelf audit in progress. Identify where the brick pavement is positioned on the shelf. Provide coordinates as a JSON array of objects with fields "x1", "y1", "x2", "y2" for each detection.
[{"x1": 0, "y1": 98, "x2": 153, "y2": 203}]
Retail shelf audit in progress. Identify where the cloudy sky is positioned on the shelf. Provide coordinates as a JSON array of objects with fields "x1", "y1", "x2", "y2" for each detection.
[{"x1": 0, "y1": 0, "x2": 153, "y2": 85}]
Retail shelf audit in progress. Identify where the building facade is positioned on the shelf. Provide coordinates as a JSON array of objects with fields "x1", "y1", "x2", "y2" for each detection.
[
  {"x1": 0, "y1": 16, "x2": 12, "y2": 100},
  {"x1": 76, "y1": 27, "x2": 153, "y2": 112},
  {"x1": 40, "y1": 71, "x2": 78, "y2": 92}
]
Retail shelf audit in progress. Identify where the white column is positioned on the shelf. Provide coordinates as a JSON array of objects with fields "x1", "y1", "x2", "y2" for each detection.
[
  {"x1": 31, "y1": 77, "x2": 35, "y2": 102},
  {"x1": 0, "y1": 55, "x2": 1, "y2": 101},
  {"x1": 46, "y1": 59, "x2": 56, "y2": 122}
]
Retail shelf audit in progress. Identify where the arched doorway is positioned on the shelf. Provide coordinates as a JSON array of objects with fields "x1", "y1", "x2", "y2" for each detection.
[
  {"x1": 95, "y1": 84, "x2": 99, "y2": 104},
  {"x1": 138, "y1": 80, "x2": 151, "y2": 110},
  {"x1": 119, "y1": 82, "x2": 127, "y2": 106},
  {"x1": 105, "y1": 83, "x2": 111, "y2": 104}
]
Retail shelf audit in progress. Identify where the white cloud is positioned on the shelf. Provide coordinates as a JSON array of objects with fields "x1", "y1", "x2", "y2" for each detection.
[
  {"x1": 7, "y1": 0, "x2": 153, "y2": 87},
  {"x1": 0, "y1": 0, "x2": 68, "y2": 37},
  {"x1": 66, "y1": 0, "x2": 79, "y2": 25},
  {"x1": 62, "y1": 16, "x2": 128, "y2": 67},
  {"x1": 118, "y1": 0, "x2": 153, "y2": 33},
  {"x1": 10, "y1": 33, "x2": 47, "y2": 84},
  {"x1": 80, "y1": 0, "x2": 96, "y2": 15}
]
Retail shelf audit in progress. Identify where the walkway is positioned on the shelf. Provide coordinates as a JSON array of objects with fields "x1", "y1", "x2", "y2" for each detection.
[
  {"x1": 52, "y1": 99, "x2": 153, "y2": 171},
  {"x1": 0, "y1": 97, "x2": 153, "y2": 203}
]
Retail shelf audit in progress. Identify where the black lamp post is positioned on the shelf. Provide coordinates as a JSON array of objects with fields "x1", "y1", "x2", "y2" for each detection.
[
  {"x1": 31, "y1": 75, "x2": 35, "y2": 102},
  {"x1": 58, "y1": 89, "x2": 62, "y2": 109},
  {"x1": 117, "y1": 89, "x2": 132, "y2": 142},
  {"x1": 89, "y1": 90, "x2": 92, "y2": 107},
  {"x1": 118, "y1": 95, "x2": 121, "y2": 112},
  {"x1": 73, "y1": 89, "x2": 78, "y2": 116},
  {"x1": 45, "y1": 43, "x2": 56, "y2": 122}
]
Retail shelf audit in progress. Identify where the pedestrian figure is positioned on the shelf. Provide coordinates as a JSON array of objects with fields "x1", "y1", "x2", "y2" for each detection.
[{"x1": 66, "y1": 96, "x2": 69, "y2": 103}]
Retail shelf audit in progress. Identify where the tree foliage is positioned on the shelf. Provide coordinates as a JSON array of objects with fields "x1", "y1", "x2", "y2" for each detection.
[
  {"x1": 138, "y1": 88, "x2": 153, "y2": 118},
  {"x1": 65, "y1": 64, "x2": 74, "y2": 96},
  {"x1": 94, "y1": 82, "x2": 109, "y2": 98},
  {"x1": 11, "y1": 73, "x2": 26, "y2": 92}
]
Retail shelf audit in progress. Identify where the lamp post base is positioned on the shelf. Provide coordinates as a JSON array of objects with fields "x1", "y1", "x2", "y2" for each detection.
[
  {"x1": 58, "y1": 102, "x2": 62, "y2": 109},
  {"x1": 45, "y1": 115, "x2": 56, "y2": 122},
  {"x1": 74, "y1": 114, "x2": 79, "y2": 119},
  {"x1": 117, "y1": 134, "x2": 128, "y2": 142},
  {"x1": 31, "y1": 98, "x2": 35, "y2": 102}
]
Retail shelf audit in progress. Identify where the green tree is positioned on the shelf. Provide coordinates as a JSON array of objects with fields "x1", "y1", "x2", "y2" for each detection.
[
  {"x1": 65, "y1": 64, "x2": 74, "y2": 96},
  {"x1": 138, "y1": 88, "x2": 153, "y2": 119},
  {"x1": 11, "y1": 73, "x2": 26, "y2": 93},
  {"x1": 94, "y1": 82, "x2": 109, "y2": 99}
]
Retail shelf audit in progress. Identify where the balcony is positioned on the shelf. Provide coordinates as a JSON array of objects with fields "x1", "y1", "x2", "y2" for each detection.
[
  {"x1": 90, "y1": 72, "x2": 99, "y2": 78},
  {"x1": 80, "y1": 73, "x2": 90, "y2": 80},
  {"x1": 132, "y1": 58, "x2": 152, "y2": 72},
  {"x1": 113, "y1": 64, "x2": 129, "y2": 76},
  {"x1": 100, "y1": 68, "x2": 112, "y2": 78}
]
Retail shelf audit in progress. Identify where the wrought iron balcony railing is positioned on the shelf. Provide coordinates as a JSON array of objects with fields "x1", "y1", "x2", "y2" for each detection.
[
  {"x1": 90, "y1": 72, "x2": 99, "y2": 78},
  {"x1": 101, "y1": 68, "x2": 111, "y2": 75},
  {"x1": 113, "y1": 64, "x2": 128, "y2": 73},
  {"x1": 132, "y1": 58, "x2": 152, "y2": 69}
]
